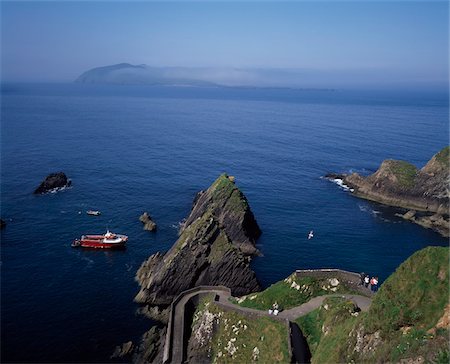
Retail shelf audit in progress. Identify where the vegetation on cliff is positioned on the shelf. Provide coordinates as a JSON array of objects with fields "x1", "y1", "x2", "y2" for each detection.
[
  {"x1": 135, "y1": 174, "x2": 261, "y2": 307},
  {"x1": 339, "y1": 147, "x2": 449, "y2": 236},
  {"x1": 187, "y1": 297, "x2": 290, "y2": 363},
  {"x1": 434, "y1": 146, "x2": 449, "y2": 166},
  {"x1": 296, "y1": 247, "x2": 449, "y2": 363},
  {"x1": 232, "y1": 273, "x2": 363, "y2": 311}
]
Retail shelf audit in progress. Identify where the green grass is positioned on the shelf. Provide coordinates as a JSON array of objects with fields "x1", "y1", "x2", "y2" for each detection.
[
  {"x1": 210, "y1": 174, "x2": 249, "y2": 211},
  {"x1": 363, "y1": 246, "x2": 449, "y2": 334},
  {"x1": 434, "y1": 146, "x2": 449, "y2": 166},
  {"x1": 231, "y1": 274, "x2": 361, "y2": 311},
  {"x1": 302, "y1": 247, "x2": 450, "y2": 364},
  {"x1": 387, "y1": 160, "x2": 418, "y2": 188},
  {"x1": 192, "y1": 297, "x2": 290, "y2": 363},
  {"x1": 295, "y1": 297, "x2": 360, "y2": 356}
]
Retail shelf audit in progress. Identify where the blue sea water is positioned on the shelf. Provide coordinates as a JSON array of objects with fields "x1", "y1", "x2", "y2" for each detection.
[{"x1": 1, "y1": 83, "x2": 448, "y2": 363}]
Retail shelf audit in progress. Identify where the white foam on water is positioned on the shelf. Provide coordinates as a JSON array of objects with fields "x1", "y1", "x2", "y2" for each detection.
[{"x1": 331, "y1": 178, "x2": 353, "y2": 192}]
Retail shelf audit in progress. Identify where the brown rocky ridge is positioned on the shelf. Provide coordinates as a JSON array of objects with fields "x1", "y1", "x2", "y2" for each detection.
[
  {"x1": 134, "y1": 173, "x2": 261, "y2": 308},
  {"x1": 327, "y1": 147, "x2": 449, "y2": 236}
]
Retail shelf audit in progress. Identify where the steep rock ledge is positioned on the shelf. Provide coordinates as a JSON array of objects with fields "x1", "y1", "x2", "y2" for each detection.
[
  {"x1": 135, "y1": 174, "x2": 261, "y2": 307},
  {"x1": 328, "y1": 147, "x2": 449, "y2": 236}
]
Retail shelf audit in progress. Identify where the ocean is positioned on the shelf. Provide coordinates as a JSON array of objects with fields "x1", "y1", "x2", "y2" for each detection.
[{"x1": 1, "y1": 83, "x2": 448, "y2": 363}]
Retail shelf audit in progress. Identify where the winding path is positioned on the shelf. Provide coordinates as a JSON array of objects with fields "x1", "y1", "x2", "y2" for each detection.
[{"x1": 165, "y1": 287, "x2": 372, "y2": 363}]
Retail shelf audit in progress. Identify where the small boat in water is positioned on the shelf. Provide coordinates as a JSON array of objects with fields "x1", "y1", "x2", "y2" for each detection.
[
  {"x1": 86, "y1": 210, "x2": 101, "y2": 216},
  {"x1": 72, "y1": 230, "x2": 128, "y2": 249}
]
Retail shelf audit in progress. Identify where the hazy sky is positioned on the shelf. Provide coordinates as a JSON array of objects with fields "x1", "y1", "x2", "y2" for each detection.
[{"x1": 1, "y1": 1, "x2": 448, "y2": 89}]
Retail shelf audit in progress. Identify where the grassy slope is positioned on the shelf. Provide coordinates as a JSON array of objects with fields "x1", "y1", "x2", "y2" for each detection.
[
  {"x1": 191, "y1": 297, "x2": 290, "y2": 363},
  {"x1": 232, "y1": 273, "x2": 363, "y2": 311},
  {"x1": 296, "y1": 246, "x2": 449, "y2": 363},
  {"x1": 387, "y1": 160, "x2": 418, "y2": 188},
  {"x1": 435, "y1": 146, "x2": 449, "y2": 166},
  {"x1": 295, "y1": 297, "x2": 359, "y2": 356}
]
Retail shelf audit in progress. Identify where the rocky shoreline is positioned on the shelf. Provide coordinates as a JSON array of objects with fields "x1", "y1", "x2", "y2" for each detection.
[{"x1": 327, "y1": 147, "x2": 449, "y2": 237}]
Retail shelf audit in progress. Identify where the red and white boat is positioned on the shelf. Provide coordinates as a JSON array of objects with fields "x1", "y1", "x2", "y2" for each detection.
[{"x1": 72, "y1": 230, "x2": 128, "y2": 249}]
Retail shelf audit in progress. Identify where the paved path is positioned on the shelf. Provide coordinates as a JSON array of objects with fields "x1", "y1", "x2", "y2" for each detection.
[
  {"x1": 167, "y1": 288, "x2": 372, "y2": 363},
  {"x1": 279, "y1": 294, "x2": 372, "y2": 320}
]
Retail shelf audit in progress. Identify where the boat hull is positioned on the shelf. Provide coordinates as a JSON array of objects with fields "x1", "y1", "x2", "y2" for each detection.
[
  {"x1": 72, "y1": 240, "x2": 126, "y2": 249},
  {"x1": 72, "y1": 233, "x2": 128, "y2": 249}
]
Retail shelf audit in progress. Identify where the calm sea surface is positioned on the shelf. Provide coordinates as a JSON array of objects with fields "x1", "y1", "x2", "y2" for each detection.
[{"x1": 1, "y1": 84, "x2": 448, "y2": 362}]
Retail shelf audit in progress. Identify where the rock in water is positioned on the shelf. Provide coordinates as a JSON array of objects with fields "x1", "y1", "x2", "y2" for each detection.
[
  {"x1": 34, "y1": 172, "x2": 71, "y2": 194},
  {"x1": 135, "y1": 174, "x2": 261, "y2": 306},
  {"x1": 0, "y1": 219, "x2": 6, "y2": 229},
  {"x1": 140, "y1": 212, "x2": 157, "y2": 231}
]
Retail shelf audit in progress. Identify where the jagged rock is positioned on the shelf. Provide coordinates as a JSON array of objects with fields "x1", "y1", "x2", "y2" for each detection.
[
  {"x1": 0, "y1": 219, "x2": 6, "y2": 229},
  {"x1": 34, "y1": 172, "x2": 71, "y2": 194},
  {"x1": 136, "y1": 304, "x2": 170, "y2": 323},
  {"x1": 135, "y1": 174, "x2": 261, "y2": 306},
  {"x1": 140, "y1": 212, "x2": 157, "y2": 231},
  {"x1": 132, "y1": 326, "x2": 165, "y2": 364},
  {"x1": 402, "y1": 210, "x2": 416, "y2": 220},
  {"x1": 332, "y1": 147, "x2": 449, "y2": 236},
  {"x1": 111, "y1": 341, "x2": 134, "y2": 359}
]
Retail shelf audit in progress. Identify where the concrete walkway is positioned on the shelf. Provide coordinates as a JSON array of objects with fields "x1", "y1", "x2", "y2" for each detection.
[
  {"x1": 279, "y1": 294, "x2": 372, "y2": 320},
  {"x1": 166, "y1": 288, "x2": 372, "y2": 363},
  {"x1": 170, "y1": 288, "x2": 232, "y2": 364}
]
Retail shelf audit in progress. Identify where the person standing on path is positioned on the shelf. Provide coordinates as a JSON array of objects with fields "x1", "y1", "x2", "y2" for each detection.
[
  {"x1": 372, "y1": 277, "x2": 379, "y2": 292},
  {"x1": 364, "y1": 275, "x2": 370, "y2": 288}
]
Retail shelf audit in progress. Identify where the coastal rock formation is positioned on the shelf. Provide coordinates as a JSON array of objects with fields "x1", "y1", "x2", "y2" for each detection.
[
  {"x1": 34, "y1": 172, "x2": 71, "y2": 194},
  {"x1": 132, "y1": 326, "x2": 165, "y2": 364},
  {"x1": 328, "y1": 147, "x2": 449, "y2": 236},
  {"x1": 0, "y1": 219, "x2": 6, "y2": 229},
  {"x1": 140, "y1": 212, "x2": 157, "y2": 231},
  {"x1": 304, "y1": 246, "x2": 449, "y2": 363},
  {"x1": 135, "y1": 174, "x2": 261, "y2": 307}
]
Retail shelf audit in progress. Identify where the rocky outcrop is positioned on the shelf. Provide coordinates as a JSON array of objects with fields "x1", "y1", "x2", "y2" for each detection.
[
  {"x1": 135, "y1": 174, "x2": 261, "y2": 307},
  {"x1": 0, "y1": 219, "x2": 6, "y2": 229},
  {"x1": 328, "y1": 147, "x2": 449, "y2": 236},
  {"x1": 131, "y1": 326, "x2": 165, "y2": 364},
  {"x1": 140, "y1": 212, "x2": 157, "y2": 231},
  {"x1": 34, "y1": 172, "x2": 71, "y2": 194},
  {"x1": 111, "y1": 341, "x2": 134, "y2": 359}
]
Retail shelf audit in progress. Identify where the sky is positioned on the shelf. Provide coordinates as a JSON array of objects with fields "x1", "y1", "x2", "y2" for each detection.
[{"x1": 1, "y1": 0, "x2": 448, "y2": 89}]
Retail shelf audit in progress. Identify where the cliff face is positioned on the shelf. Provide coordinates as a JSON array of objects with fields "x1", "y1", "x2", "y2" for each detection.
[
  {"x1": 135, "y1": 174, "x2": 261, "y2": 307},
  {"x1": 338, "y1": 147, "x2": 449, "y2": 236},
  {"x1": 306, "y1": 247, "x2": 449, "y2": 364}
]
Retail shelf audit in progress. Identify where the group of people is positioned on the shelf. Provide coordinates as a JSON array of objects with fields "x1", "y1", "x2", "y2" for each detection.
[
  {"x1": 268, "y1": 302, "x2": 280, "y2": 316},
  {"x1": 360, "y1": 272, "x2": 379, "y2": 292}
]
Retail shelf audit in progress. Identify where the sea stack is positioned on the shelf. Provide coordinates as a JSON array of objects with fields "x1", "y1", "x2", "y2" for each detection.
[
  {"x1": 134, "y1": 174, "x2": 261, "y2": 307},
  {"x1": 332, "y1": 147, "x2": 449, "y2": 236},
  {"x1": 34, "y1": 172, "x2": 71, "y2": 194}
]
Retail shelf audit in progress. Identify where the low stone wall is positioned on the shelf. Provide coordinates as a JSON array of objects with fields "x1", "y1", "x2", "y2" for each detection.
[
  {"x1": 295, "y1": 269, "x2": 373, "y2": 296},
  {"x1": 163, "y1": 285, "x2": 231, "y2": 363}
]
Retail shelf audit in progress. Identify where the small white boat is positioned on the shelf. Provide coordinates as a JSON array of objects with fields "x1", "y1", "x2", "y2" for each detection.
[{"x1": 86, "y1": 210, "x2": 101, "y2": 216}]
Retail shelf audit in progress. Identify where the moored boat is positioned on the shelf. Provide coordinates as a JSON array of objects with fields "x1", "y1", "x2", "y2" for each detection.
[
  {"x1": 86, "y1": 210, "x2": 101, "y2": 216},
  {"x1": 72, "y1": 230, "x2": 128, "y2": 249}
]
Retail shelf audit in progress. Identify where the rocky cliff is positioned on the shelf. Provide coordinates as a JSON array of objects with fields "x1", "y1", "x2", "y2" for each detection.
[
  {"x1": 301, "y1": 246, "x2": 449, "y2": 364},
  {"x1": 135, "y1": 174, "x2": 261, "y2": 307},
  {"x1": 329, "y1": 147, "x2": 449, "y2": 236}
]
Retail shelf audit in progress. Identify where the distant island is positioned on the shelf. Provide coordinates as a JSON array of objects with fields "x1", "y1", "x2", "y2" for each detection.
[{"x1": 75, "y1": 63, "x2": 336, "y2": 90}]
